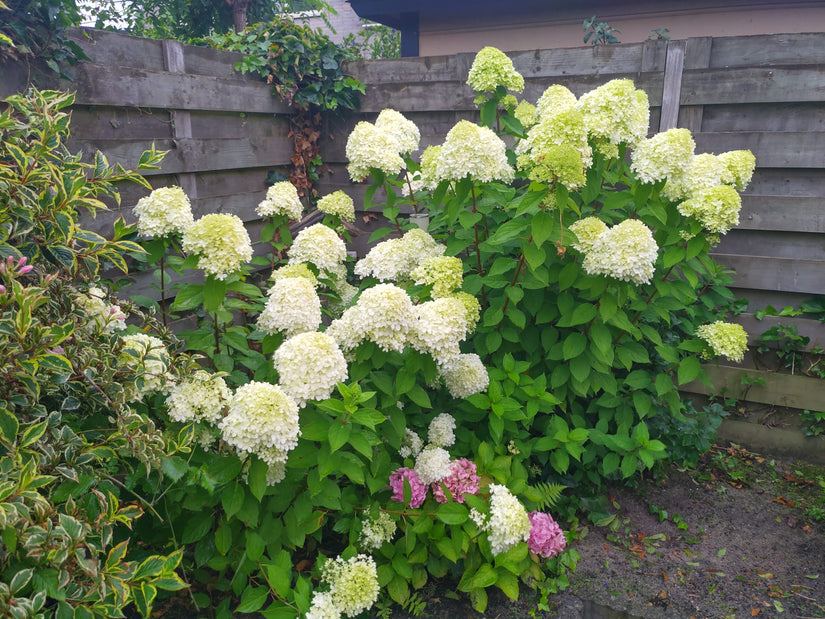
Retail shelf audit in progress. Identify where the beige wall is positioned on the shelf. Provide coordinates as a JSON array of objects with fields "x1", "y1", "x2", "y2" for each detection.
[{"x1": 419, "y1": 4, "x2": 825, "y2": 55}]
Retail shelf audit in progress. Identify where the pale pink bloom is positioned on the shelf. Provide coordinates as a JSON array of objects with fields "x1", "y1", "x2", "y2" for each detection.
[
  {"x1": 432, "y1": 458, "x2": 480, "y2": 504},
  {"x1": 527, "y1": 511, "x2": 566, "y2": 559},
  {"x1": 389, "y1": 467, "x2": 427, "y2": 508}
]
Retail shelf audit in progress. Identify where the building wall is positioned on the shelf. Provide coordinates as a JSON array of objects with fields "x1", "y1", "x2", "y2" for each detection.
[
  {"x1": 419, "y1": 3, "x2": 825, "y2": 55},
  {"x1": 299, "y1": 0, "x2": 364, "y2": 44}
]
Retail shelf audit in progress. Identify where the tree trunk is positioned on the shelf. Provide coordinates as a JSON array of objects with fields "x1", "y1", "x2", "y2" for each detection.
[{"x1": 227, "y1": 0, "x2": 251, "y2": 32}]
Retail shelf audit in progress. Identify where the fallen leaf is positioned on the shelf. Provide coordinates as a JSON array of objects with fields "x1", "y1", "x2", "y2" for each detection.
[
  {"x1": 751, "y1": 609, "x2": 760, "y2": 617},
  {"x1": 758, "y1": 573, "x2": 774, "y2": 579},
  {"x1": 773, "y1": 496, "x2": 796, "y2": 508},
  {"x1": 786, "y1": 516, "x2": 797, "y2": 528},
  {"x1": 661, "y1": 570, "x2": 668, "y2": 582},
  {"x1": 658, "y1": 590, "x2": 667, "y2": 599}
]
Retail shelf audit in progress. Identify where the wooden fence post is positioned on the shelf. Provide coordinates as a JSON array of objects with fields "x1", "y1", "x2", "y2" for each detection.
[{"x1": 162, "y1": 39, "x2": 198, "y2": 199}]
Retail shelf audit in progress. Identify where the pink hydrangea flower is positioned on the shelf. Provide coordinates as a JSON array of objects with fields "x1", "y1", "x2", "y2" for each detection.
[
  {"x1": 432, "y1": 458, "x2": 480, "y2": 504},
  {"x1": 389, "y1": 467, "x2": 427, "y2": 508},
  {"x1": 527, "y1": 511, "x2": 566, "y2": 559}
]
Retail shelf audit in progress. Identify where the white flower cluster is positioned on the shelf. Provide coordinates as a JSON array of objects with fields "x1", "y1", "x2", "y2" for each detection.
[
  {"x1": 438, "y1": 353, "x2": 490, "y2": 398},
  {"x1": 411, "y1": 255, "x2": 463, "y2": 298},
  {"x1": 165, "y1": 370, "x2": 230, "y2": 424},
  {"x1": 575, "y1": 78, "x2": 650, "y2": 148},
  {"x1": 133, "y1": 186, "x2": 194, "y2": 238},
  {"x1": 311, "y1": 554, "x2": 379, "y2": 618},
  {"x1": 399, "y1": 428, "x2": 424, "y2": 458},
  {"x1": 326, "y1": 283, "x2": 417, "y2": 353},
  {"x1": 358, "y1": 512, "x2": 397, "y2": 551},
  {"x1": 257, "y1": 276, "x2": 321, "y2": 337},
  {"x1": 677, "y1": 185, "x2": 742, "y2": 234},
  {"x1": 466, "y1": 46, "x2": 525, "y2": 94},
  {"x1": 346, "y1": 111, "x2": 419, "y2": 181},
  {"x1": 569, "y1": 217, "x2": 609, "y2": 254},
  {"x1": 484, "y1": 484, "x2": 532, "y2": 555},
  {"x1": 427, "y1": 413, "x2": 456, "y2": 448},
  {"x1": 119, "y1": 333, "x2": 173, "y2": 401},
  {"x1": 269, "y1": 262, "x2": 318, "y2": 287},
  {"x1": 516, "y1": 108, "x2": 592, "y2": 184},
  {"x1": 317, "y1": 190, "x2": 356, "y2": 222},
  {"x1": 414, "y1": 445, "x2": 452, "y2": 485},
  {"x1": 630, "y1": 128, "x2": 696, "y2": 185},
  {"x1": 375, "y1": 109, "x2": 421, "y2": 155},
  {"x1": 409, "y1": 297, "x2": 469, "y2": 365},
  {"x1": 181, "y1": 213, "x2": 253, "y2": 280},
  {"x1": 354, "y1": 228, "x2": 445, "y2": 282},
  {"x1": 256, "y1": 181, "x2": 303, "y2": 221},
  {"x1": 273, "y1": 332, "x2": 348, "y2": 406},
  {"x1": 75, "y1": 286, "x2": 127, "y2": 334},
  {"x1": 718, "y1": 150, "x2": 756, "y2": 190},
  {"x1": 535, "y1": 85, "x2": 577, "y2": 120},
  {"x1": 289, "y1": 223, "x2": 347, "y2": 271},
  {"x1": 582, "y1": 219, "x2": 659, "y2": 285},
  {"x1": 436, "y1": 120, "x2": 514, "y2": 184},
  {"x1": 696, "y1": 321, "x2": 749, "y2": 363},
  {"x1": 219, "y1": 381, "x2": 300, "y2": 471}
]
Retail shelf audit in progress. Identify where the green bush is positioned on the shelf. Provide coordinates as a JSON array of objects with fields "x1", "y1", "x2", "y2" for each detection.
[{"x1": 0, "y1": 88, "x2": 187, "y2": 618}]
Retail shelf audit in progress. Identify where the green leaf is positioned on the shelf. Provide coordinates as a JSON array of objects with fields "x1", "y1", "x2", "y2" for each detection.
[
  {"x1": 436, "y1": 502, "x2": 468, "y2": 525},
  {"x1": 133, "y1": 582, "x2": 157, "y2": 618},
  {"x1": 20, "y1": 420, "x2": 47, "y2": 448},
  {"x1": 677, "y1": 356, "x2": 702, "y2": 385},
  {"x1": 263, "y1": 550, "x2": 293, "y2": 599},
  {"x1": 171, "y1": 284, "x2": 204, "y2": 311},
  {"x1": 235, "y1": 586, "x2": 268, "y2": 613},
  {"x1": 248, "y1": 457, "x2": 269, "y2": 501},
  {"x1": 203, "y1": 276, "x2": 227, "y2": 312},
  {"x1": 620, "y1": 454, "x2": 638, "y2": 478},
  {"x1": 496, "y1": 570, "x2": 520, "y2": 600},
  {"x1": 328, "y1": 422, "x2": 351, "y2": 453},
  {"x1": 470, "y1": 564, "x2": 498, "y2": 589},
  {"x1": 0, "y1": 408, "x2": 19, "y2": 443},
  {"x1": 245, "y1": 531, "x2": 265, "y2": 561},
  {"x1": 215, "y1": 526, "x2": 232, "y2": 556},
  {"x1": 562, "y1": 333, "x2": 587, "y2": 360},
  {"x1": 407, "y1": 385, "x2": 432, "y2": 408},
  {"x1": 222, "y1": 484, "x2": 245, "y2": 517},
  {"x1": 602, "y1": 452, "x2": 620, "y2": 475},
  {"x1": 532, "y1": 211, "x2": 554, "y2": 248}
]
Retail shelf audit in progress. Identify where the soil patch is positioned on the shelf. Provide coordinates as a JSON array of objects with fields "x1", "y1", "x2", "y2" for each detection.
[{"x1": 385, "y1": 446, "x2": 825, "y2": 618}]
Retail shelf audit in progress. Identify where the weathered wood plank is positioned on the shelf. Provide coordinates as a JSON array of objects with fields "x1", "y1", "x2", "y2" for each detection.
[
  {"x1": 659, "y1": 40, "x2": 685, "y2": 131},
  {"x1": 700, "y1": 103, "x2": 825, "y2": 133},
  {"x1": 737, "y1": 196, "x2": 825, "y2": 233},
  {"x1": 708, "y1": 33, "x2": 825, "y2": 69},
  {"x1": 715, "y1": 230, "x2": 825, "y2": 261},
  {"x1": 62, "y1": 63, "x2": 291, "y2": 114},
  {"x1": 678, "y1": 37, "x2": 712, "y2": 132},
  {"x1": 681, "y1": 67, "x2": 825, "y2": 105},
  {"x1": 736, "y1": 289, "x2": 818, "y2": 315},
  {"x1": 359, "y1": 73, "x2": 665, "y2": 114},
  {"x1": 736, "y1": 313, "x2": 825, "y2": 351},
  {"x1": 348, "y1": 43, "x2": 651, "y2": 84},
  {"x1": 69, "y1": 106, "x2": 174, "y2": 140},
  {"x1": 693, "y1": 132, "x2": 825, "y2": 168},
  {"x1": 682, "y1": 365, "x2": 825, "y2": 411},
  {"x1": 712, "y1": 254, "x2": 825, "y2": 295},
  {"x1": 71, "y1": 137, "x2": 294, "y2": 176},
  {"x1": 744, "y1": 168, "x2": 825, "y2": 197}
]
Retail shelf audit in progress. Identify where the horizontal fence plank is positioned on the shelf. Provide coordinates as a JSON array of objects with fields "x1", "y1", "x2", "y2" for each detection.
[
  {"x1": 71, "y1": 136, "x2": 293, "y2": 176},
  {"x1": 744, "y1": 168, "x2": 825, "y2": 197},
  {"x1": 682, "y1": 365, "x2": 825, "y2": 411},
  {"x1": 358, "y1": 73, "x2": 665, "y2": 114},
  {"x1": 737, "y1": 196, "x2": 825, "y2": 233},
  {"x1": 348, "y1": 42, "x2": 655, "y2": 84},
  {"x1": 693, "y1": 131, "x2": 825, "y2": 168},
  {"x1": 708, "y1": 33, "x2": 825, "y2": 69},
  {"x1": 736, "y1": 313, "x2": 825, "y2": 350},
  {"x1": 712, "y1": 254, "x2": 825, "y2": 295},
  {"x1": 700, "y1": 102, "x2": 825, "y2": 133},
  {"x1": 62, "y1": 63, "x2": 290, "y2": 114},
  {"x1": 681, "y1": 67, "x2": 825, "y2": 105},
  {"x1": 715, "y1": 230, "x2": 825, "y2": 261}
]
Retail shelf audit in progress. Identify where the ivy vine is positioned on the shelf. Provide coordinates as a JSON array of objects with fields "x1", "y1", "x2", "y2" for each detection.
[{"x1": 204, "y1": 18, "x2": 365, "y2": 199}]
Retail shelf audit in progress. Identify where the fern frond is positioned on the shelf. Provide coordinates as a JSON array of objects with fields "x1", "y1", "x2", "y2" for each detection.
[
  {"x1": 401, "y1": 592, "x2": 427, "y2": 617},
  {"x1": 524, "y1": 481, "x2": 566, "y2": 511}
]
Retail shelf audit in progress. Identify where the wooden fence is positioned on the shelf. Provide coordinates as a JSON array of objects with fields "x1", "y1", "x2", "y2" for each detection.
[
  {"x1": 318, "y1": 33, "x2": 825, "y2": 413},
  {"x1": 4, "y1": 29, "x2": 825, "y2": 415}
]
